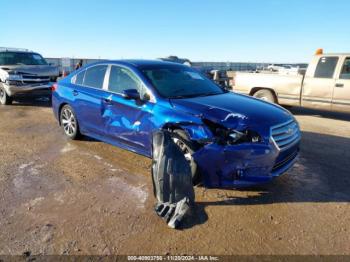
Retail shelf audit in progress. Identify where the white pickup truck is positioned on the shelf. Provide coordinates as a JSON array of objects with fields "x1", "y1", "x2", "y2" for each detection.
[{"x1": 232, "y1": 50, "x2": 350, "y2": 113}]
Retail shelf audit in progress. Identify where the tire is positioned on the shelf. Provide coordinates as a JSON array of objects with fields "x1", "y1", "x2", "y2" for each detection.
[
  {"x1": 60, "y1": 104, "x2": 81, "y2": 140},
  {"x1": 253, "y1": 89, "x2": 276, "y2": 104},
  {"x1": 172, "y1": 129, "x2": 200, "y2": 185},
  {"x1": 0, "y1": 84, "x2": 13, "y2": 105}
]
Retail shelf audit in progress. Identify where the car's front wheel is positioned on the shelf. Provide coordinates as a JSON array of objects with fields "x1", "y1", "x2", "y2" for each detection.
[
  {"x1": 0, "y1": 84, "x2": 13, "y2": 105},
  {"x1": 172, "y1": 129, "x2": 200, "y2": 185},
  {"x1": 60, "y1": 104, "x2": 81, "y2": 140}
]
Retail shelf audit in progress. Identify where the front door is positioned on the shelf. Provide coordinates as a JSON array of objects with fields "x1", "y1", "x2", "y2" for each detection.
[
  {"x1": 332, "y1": 56, "x2": 350, "y2": 112},
  {"x1": 103, "y1": 65, "x2": 155, "y2": 156},
  {"x1": 301, "y1": 56, "x2": 338, "y2": 111}
]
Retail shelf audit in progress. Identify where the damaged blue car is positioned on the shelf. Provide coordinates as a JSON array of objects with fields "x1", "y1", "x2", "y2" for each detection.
[{"x1": 52, "y1": 60, "x2": 301, "y2": 188}]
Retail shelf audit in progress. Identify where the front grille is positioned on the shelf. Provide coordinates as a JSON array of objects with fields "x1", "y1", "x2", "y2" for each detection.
[
  {"x1": 272, "y1": 150, "x2": 298, "y2": 171},
  {"x1": 24, "y1": 81, "x2": 50, "y2": 86},
  {"x1": 271, "y1": 119, "x2": 301, "y2": 150},
  {"x1": 22, "y1": 75, "x2": 49, "y2": 80},
  {"x1": 22, "y1": 75, "x2": 50, "y2": 84}
]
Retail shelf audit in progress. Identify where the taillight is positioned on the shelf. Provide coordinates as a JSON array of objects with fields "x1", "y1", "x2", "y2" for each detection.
[{"x1": 51, "y1": 83, "x2": 58, "y2": 91}]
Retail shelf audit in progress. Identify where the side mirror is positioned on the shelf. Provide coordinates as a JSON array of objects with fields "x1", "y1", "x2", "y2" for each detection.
[
  {"x1": 122, "y1": 89, "x2": 140, "y2": 100},
  {"x1": 142, "y1": 93, "x2": 151, "y2": 101}
]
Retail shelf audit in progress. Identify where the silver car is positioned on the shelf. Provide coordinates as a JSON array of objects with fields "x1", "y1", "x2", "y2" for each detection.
[{"x1": 0, "y1": 47, "x2": 59, "y2": 105}]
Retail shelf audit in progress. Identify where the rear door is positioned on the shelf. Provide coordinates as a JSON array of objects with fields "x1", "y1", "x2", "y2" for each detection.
[
  {"x1": 72, "y1": 64, "x2": 108, "y2": 136},
  {"x1": 301, "y1": 56, "x2": 338, "y2": 110},
  {"x1": 332, "y1": 56, "x2": 350, "y2": 112},
  {"x1": 102, "y1": 65, "x2": 155, "y2": 155}
]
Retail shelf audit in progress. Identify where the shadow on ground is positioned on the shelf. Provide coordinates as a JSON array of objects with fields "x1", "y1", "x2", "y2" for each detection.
[{"x1": 11, "y1": 95, "x2": 52, "y2": 108}]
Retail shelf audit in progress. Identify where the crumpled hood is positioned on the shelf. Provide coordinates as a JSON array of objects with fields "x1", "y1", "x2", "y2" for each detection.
[
  {"x1": 170, "y1": 92, "x2": 293, "y2": 132},
  {"x1": 0, "y1": 65, "x2": 59, "y2": 77}
]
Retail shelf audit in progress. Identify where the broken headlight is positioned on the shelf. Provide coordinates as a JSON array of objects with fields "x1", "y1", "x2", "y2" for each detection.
[
  {"x1": 215, "y1": 128, "x2": 262, "y2": 145},
  {"x1": 227, "y1": 129, "x2": 262, "y2": 144},
  {"x1": 202, "y1": 119, "x2": 262, "y2": 145}
]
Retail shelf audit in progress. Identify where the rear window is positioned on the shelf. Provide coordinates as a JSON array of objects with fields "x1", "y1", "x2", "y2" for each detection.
[
  {"x1": 83, "y1": 65, "x2": 107, "y2": 89},
  {"x1": 314, "y1": 56, "x2": 339, "y2": 79}
]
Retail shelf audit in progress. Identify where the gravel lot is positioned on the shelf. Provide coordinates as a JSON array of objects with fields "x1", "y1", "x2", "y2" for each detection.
[{"x1": 0, "y1": 98, "x2": 349, "y2": 255}]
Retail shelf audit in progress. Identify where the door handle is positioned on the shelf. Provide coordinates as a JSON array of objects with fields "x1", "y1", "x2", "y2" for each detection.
[
  {"x1": 72, "y1": 90, "x2": 79, "y2": 96},
  {"x1": 335, "y1": 83, "x2": 344, "y2": 88}
]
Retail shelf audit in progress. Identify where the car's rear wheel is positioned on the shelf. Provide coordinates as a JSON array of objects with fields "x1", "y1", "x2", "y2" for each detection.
[
  {"x1": 253, "y1": 89, "x2": 276, "y2": 104},
  {"x1": 172, "y1": 129, "x2": 200, "y2": 185},
  {"x1": 0, "y1": 85, "x2": 13, "y2": 105},
  {"x1": 60, "y1": 105, "x2": 81, "y2": 140}
]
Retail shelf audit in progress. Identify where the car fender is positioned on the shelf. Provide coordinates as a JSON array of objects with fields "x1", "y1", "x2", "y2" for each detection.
[{"x1": 155, "y1": 104, "x2": 213, "y2": 142}]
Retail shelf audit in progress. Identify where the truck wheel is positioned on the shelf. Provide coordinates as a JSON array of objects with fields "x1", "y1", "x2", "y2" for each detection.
[
  {"x1": 172, "y1": 129, "x2": 200, "y2": 185},
  {"x1": 60, "y1": 104, "x2": 81, "y2": 140},
  {"x1": 0, "y1": 85, "x2": 13, "y2": 105},
  {"x1": 183, "y1": 61, "x2": 192, "y2": 67},
  {"x1": 253, "y1": 89, "x2": 276, "y2": 104}
]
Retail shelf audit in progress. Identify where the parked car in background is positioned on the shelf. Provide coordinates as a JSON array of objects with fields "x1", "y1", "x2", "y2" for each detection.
[
  {"x1": 267, "y1": 64, "x2": 293, "y2": 72},
  {"x1": 52, "y1": 60, "x2": 300, "y2": 188},
  {"x1": 0, "y1": 47, "x2": 59, "y2": 105},
  {"x1": 232, "y1": 49, "x2": 350, "y2": 113},
  {"x1": 278, "y1": 65, "x2": 301, "y2": 75},
  {"x1": 206, "y1": 69, "x2": 230, "y2": 88},
  {"x1": 159, "y1": 56, "x2": 192, "y2": 66}
]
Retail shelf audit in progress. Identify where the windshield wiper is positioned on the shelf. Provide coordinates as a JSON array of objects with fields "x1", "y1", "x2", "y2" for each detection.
[
  {"x1": 168, "y1": 92, "x2": 221, "y2": 99},
  {"x1": 168, "y1": 95, "x2": 189, "y2": 99},
  {"x1": 195, "y1": 92, "x2": 221, "y2": 97}
]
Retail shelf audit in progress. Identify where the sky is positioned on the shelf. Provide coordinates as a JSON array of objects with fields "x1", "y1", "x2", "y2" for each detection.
[{"x1": 1, "y1": 0, "x2": 349, "y2": 63}]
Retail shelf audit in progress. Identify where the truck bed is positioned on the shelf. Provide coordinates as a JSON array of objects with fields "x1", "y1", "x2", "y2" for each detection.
[{"x1": 231, "y1": 71, "x2": 304, "y2": 106}]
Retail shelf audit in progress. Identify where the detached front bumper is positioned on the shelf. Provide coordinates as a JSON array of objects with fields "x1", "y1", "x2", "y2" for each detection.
[
  {"x1": 4, "y1": 82, "x2": 52, "y2": 96},
  {"x1": 193, "y1": 139, "x2": 300, "y2": 188}
]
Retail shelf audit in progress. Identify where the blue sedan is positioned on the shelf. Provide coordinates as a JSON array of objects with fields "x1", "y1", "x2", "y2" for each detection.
[{"x1": 52, "y1": 60, "x2": 301, "y2": 188}]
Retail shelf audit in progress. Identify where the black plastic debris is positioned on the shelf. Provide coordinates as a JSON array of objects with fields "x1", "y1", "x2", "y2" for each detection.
[
  {"x1": 152, "y1": 130, "x2": 195, "y2": 229},
  {"x1": 154, "y1": 198, "x2": 191, "y2": 229}
]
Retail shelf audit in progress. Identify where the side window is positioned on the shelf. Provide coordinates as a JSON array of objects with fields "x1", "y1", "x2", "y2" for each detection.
[
  {"x1": 83, "y1": 65, "x2": 107, "y2": 89},
  {"x1": 75, "y1": 70, "x2": 85, "y2": 85},
  {"x1": 314, "y1": 56, "x2": 339, "y2": 79},
  {"x1": 340, "y1": 57, "x2": 350, "y2": 80},
  {"x1": 108, "y1": 66, "x2": 144, "y2": 94}
]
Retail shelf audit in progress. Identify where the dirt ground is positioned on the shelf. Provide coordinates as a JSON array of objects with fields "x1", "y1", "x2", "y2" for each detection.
[{"x1": 0, "y1": 97, "x2": 349, "y2": 255}]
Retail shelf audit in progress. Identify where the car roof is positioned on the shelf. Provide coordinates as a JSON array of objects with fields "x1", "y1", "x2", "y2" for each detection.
[
  {"x1": 318, "y1": 53, "x2": 350, "y2": 57},
  {"x1": 88, "y1": 59, "x2": 187, "y2": 69},
  {"x1": 122, "y1": 59, "x2": 180, "y2": 66},
  {"x1": 0, "y1": 50, "x2": 39, "y2": 54}
]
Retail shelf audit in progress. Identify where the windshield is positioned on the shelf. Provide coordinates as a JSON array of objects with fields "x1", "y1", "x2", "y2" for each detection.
[
  {"x1": 0, "y1": 52, "x2": 48, "y2": 65},
  {"x1": 141, "y1": 66, "x2": 225, "y2": 98}
]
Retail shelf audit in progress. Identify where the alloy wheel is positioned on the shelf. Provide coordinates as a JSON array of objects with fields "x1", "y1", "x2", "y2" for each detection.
[{"x1": 61, "y1": 107, "x2": 77, "y2": 136}]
